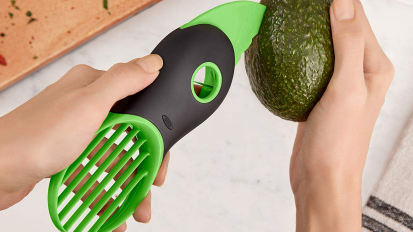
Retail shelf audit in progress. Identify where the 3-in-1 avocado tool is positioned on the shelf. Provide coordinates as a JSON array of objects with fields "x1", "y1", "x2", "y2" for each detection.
[{"x1": 48, "y1": 1, "x2": 266, "y2": 231}]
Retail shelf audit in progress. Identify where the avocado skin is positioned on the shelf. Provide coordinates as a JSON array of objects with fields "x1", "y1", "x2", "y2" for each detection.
[{"x1": 245, "y1": 0, "x2": 334, "y2": 122}]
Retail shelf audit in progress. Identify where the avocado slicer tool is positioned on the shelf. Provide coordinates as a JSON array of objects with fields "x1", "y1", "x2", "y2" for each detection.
[{"x1": 48, "y1": 1, "x2": 266, "y2": 231}]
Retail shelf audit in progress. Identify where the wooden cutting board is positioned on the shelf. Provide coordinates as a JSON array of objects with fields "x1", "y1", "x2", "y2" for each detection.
[{"x1": 0, "y1": 0, "x2": 160, "y2": 91}]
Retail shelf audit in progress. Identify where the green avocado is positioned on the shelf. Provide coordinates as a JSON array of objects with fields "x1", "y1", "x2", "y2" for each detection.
[{"x1": 245, "y1": 0, "x2": 335, "y2": 122}]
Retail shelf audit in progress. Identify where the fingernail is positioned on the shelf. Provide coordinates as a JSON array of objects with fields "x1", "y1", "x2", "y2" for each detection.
[
  {"x1": 333, "y1": 0, "x2": 355, "y2": 21},
  {"x1": 135, "y1": 54, "x2": 163, "y2": 73}
]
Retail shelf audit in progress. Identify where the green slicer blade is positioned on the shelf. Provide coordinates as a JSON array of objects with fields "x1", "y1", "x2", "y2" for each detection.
[
  {"x1": 48, "y1": 113, "x2": 164, "y2": 232},
  {"x1": 182, "y1": 0, "x2": 266, "y2": 65}
]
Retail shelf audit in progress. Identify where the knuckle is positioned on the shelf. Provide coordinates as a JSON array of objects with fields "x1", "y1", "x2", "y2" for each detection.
[
  {"x1": 381, "y1": 58, "x2": 395, "y2": 77},
  {"x1": 67, "y1": 64, "x2": 100, "y2": 79},
  {"x1": 70, "y1": 64, "x2": 94, "y2": 74},
  {"x1": 366, "y1": 58, "x2": 394, "y2": 96}
]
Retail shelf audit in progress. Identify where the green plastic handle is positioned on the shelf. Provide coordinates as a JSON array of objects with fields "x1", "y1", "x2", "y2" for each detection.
[{"x1": 181, "y1": 1, "x2": 266, "y2": 65}]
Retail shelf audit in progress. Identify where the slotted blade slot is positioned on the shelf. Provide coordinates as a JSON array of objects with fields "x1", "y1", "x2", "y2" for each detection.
[
  {"x1": 84, "y1": 215, "x2": 99, "y2": 232},
  {"x1": 61, "y1": 135, "x2": 145, "y2": 230},
  {"x1": 90, "y1": 169, "x2": 148, "y2": 231},
  {"x1": 63, "y1": 127, "x2": 112, "y2": 183},
  {"x1": 58, "y1": 128, "x2": 140, "y2": 221},
  {"x1": 58, "y1": 124, "x2": 129, "y2": 207},
  {"x1": 68, "y1": 144, "x2": 149, "y2": 232}
]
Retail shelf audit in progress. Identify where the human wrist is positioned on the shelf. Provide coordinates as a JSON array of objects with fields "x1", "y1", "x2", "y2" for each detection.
[
  {"x1": 0, "y1": 117, "x2": 35, "y2": 194},
  {"x1": 294, "y1": 173, "x2": 362, "y2": 232},
  {"x1": 0, "y1": 136, "x2": 22, "y2": 194}
]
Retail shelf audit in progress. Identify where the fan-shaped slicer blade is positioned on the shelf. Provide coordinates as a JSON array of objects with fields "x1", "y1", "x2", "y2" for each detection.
[{"x1": 48, "y1": 113, "x2": 164, "y2": 232}]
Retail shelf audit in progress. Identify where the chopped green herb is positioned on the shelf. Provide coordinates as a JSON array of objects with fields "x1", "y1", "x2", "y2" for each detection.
[
  {"x1": 11, "y1": 0, "x2": 15, "y2": 6},
  {"x1": 15, "y1": 6, "x2": 20, "y2": 10},
  {"x1": 33, "y1": 56, "x2": 38, "y2": 60},
  {"x1": 26, "y1": 11, "x2": 32, "y2": 17},
  {"x1": 0, "y1": 33, "x2": 5, "y2": 37},
  {"x1": 9, "y1": 12, "x2": 13, "y2": 18},
  {"x1": 28, "y1": 18, "x2": 36, "y2": 24},
  {"x1": 103, "y1": 0, "x2": 108, "y2": 10}
]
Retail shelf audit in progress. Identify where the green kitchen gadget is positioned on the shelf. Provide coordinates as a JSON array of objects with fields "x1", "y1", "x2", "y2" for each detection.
[{"x1": 48, "y1": 1, "x2": 266, "y2": 231}]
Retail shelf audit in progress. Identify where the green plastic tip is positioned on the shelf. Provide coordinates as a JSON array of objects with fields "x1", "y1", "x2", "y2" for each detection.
[{"x1": 181, "y1": 1, "x2": 266, "y2": 65}]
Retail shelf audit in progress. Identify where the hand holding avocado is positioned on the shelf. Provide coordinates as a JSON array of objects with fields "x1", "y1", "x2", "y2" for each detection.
[
  {"x1": 287, "y1": 0, "x2": 394, "y2": 231},
  {"x1": 0, "y1": 0, "x2": 395, "y2": 231}
]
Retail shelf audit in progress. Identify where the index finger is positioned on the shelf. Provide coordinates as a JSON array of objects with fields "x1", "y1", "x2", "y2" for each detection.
[{"x1": 153, "y1": 151, "x2": 170, "y2": 187}]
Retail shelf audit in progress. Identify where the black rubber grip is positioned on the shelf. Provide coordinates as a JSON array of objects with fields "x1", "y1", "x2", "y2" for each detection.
[{"x1": 110, "y1": 24, "x2": 236, "y2": 155}]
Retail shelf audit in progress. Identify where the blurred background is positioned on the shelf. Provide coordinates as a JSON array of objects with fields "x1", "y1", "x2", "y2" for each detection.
[{"x1": 0, "y1": 0, "x2": 413, "y2": 231}]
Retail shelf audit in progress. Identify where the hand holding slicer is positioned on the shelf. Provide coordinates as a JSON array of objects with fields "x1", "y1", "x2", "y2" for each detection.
[{"x1": 48, "y1": 2, "x2": 266, "y2": 231}]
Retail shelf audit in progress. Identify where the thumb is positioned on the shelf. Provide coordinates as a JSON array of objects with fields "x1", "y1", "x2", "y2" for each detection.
[
  {"x1": 330, "y1": 0, "x2": 365, "y2": 85},
  {"x1": 87, "y1": 54, "x2": 163, "y2": 103}
]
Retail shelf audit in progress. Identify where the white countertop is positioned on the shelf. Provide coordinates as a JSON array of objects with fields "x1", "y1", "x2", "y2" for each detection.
[{"x1": 1, "y1": 0, "x2": 413, "y2": 231}]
